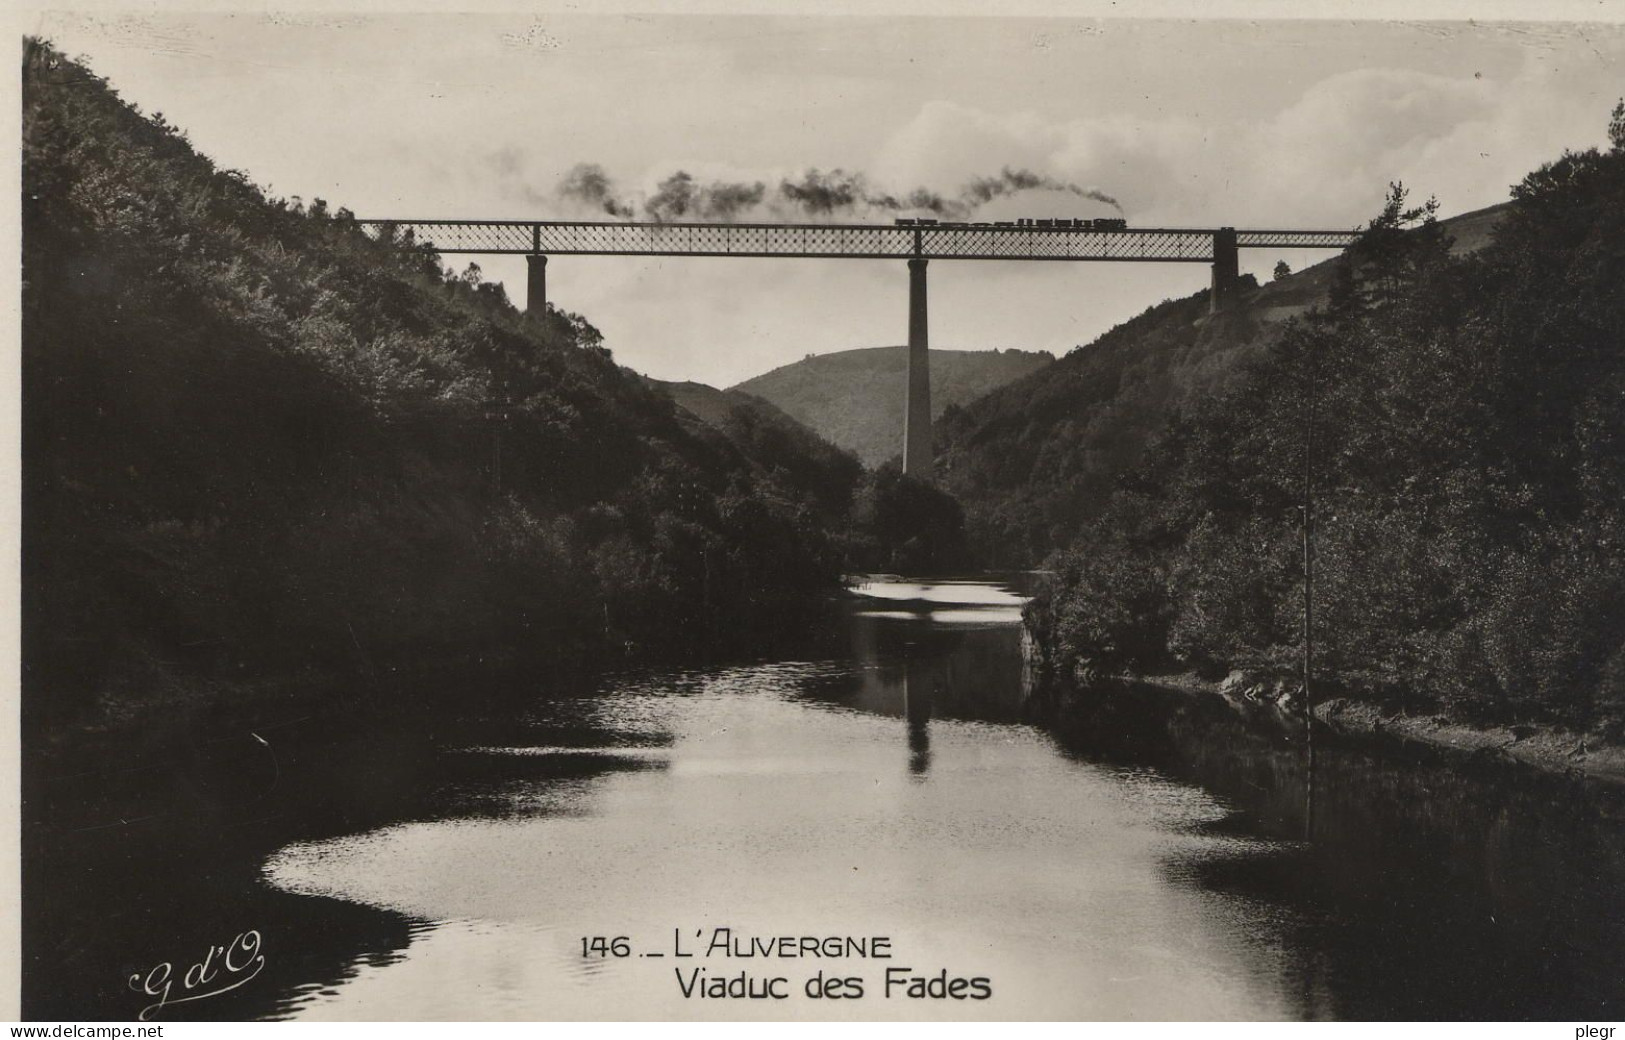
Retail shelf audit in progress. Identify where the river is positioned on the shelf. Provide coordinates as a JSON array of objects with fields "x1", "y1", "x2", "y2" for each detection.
[{"x1": 22, "y1": 577, "x2": 1625, "y2": 1020}]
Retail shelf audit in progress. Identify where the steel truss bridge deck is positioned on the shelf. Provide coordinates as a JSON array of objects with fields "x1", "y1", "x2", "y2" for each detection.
[{"x1": 357, "y1": 219, "x2": 1359, "y2": 261}]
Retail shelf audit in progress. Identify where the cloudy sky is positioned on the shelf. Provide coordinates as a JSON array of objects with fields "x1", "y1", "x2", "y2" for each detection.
[{"x1": 26, "y1": 9, "x2": 1625, "y2": 386}]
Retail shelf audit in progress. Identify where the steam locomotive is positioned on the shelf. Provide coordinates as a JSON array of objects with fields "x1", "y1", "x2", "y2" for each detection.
[{"x1": 894, "y1": 216, "x2": 1128, "y2": 230}]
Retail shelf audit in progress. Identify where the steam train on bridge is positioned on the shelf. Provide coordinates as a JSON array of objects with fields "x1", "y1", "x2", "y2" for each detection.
[{"x1": 894, "y1": 216, "x2": 1129, "y2": 230}]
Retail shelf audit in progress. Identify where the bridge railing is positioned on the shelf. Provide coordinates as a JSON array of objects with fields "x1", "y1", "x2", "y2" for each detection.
[{"x1": 356, "y1": 219, "x2": 1359, "y2": 261}]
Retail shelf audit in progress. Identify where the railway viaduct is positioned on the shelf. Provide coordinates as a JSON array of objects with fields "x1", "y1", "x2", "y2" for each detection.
[{"x1": 361, "y1": 218, "x2": 1357, "y2": 479}]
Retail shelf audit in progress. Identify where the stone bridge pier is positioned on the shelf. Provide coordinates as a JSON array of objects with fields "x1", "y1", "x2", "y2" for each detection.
[
  {"x1": 527, "y1": 253, "x2": 547, "y2": 315},
  {"x1": 903, "y1": 256, "x2": 932, "y2": 480},
  {"x1": 1210, "y1": 227, "x2": 1239, "y2": 314}
]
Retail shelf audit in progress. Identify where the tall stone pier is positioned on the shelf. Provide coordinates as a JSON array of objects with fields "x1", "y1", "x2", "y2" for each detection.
[
  {"x1": 903, "y1": 256, "x2": 932, "y2": 480},
  {"x1": 526, "y1": 253, "x2": 548, "y2": 315},
  {"x1": 1210, "y1": 227, "x2": 1239, "y2": 314}
]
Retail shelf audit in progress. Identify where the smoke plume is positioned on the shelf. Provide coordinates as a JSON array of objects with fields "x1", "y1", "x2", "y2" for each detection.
[
  {"x1": 961, "y1": 167, "x2": 1123, "y2": 214},
  {"x1": 645, "y1": 171, "x2": 768, "y2": 221},
  {"x1": 552, "y1": 163, "x2": 1124, "y2": 222},
  {"x1": 558, "y1": 163, "x2": 636, "y2": 219}
]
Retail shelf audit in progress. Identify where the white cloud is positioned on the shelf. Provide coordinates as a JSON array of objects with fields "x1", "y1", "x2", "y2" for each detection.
[{"x1": 870, "y1": 54, "x2": 1620, "y2": 233}]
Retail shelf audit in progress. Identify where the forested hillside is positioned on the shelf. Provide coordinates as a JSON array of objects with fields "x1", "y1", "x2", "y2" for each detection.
[
  {"x1": 647, "y1": 378, "x2": 800, "y2": 430},
  {"x1": 643, "y1": 378, "x2": 864, "y2": 521},
  {"x1": 1025, "y1": 107, "x2": 1625, "y2": 733},
  {"x1": 735, "y1": 345, "x2": 1053, "y2": 466},
  {"x1": 645, "y1": 378, "x2": 968, "y2": 574},
  {"x1": 935, "y1": 206, "x2": 1508, "y2": 567},
  {"x1": 20, "y1": 41, "x2": 866, "y2": 736}
]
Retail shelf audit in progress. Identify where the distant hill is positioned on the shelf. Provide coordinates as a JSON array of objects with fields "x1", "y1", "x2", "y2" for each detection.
[
  {"x1": 733, "y1": 346, "x2": 1054, "y2": 467},
  {"x1": 935, "y1": 202, "x2": 1511, "y2": 566}
]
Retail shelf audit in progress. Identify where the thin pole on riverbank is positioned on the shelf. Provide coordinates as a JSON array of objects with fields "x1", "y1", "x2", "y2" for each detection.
[{"x1": 1302, "y1": 338, "x2": 1319, "y2": 841}]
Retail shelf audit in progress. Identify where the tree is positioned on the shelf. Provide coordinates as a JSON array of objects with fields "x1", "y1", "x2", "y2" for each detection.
[
  {"x1": 856, "y1": 464, "x2": 968, "y2": 573},
  {"x1": 1273, "y1": 260, "x2": 1292, "y2": 281},
  {"x1": 1339, "y1": 181, "x2": 1451, "y2": 314}
]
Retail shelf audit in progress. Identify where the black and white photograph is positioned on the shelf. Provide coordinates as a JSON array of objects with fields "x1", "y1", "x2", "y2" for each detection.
[{"x1": 13, "y1": 2, "x2": 1625, "y2": 1024}]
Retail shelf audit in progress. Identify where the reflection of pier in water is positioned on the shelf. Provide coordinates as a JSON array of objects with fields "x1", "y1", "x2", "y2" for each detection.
[
  {"x1": 903, "y1": 649, "x2": 936, "y2": 777},
  {"x1": 807, "y1": 579, "x2": 1037, "y2": 777}
]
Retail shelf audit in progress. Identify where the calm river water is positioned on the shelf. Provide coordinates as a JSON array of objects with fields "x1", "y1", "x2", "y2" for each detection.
[{"x1": 23, "y1": 577, "x2": 1625, "y2": 1020}]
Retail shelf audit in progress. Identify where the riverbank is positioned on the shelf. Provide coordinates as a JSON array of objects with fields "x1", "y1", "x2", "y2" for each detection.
[
  {"x1": 24, "y1": 589, "x2": 856, "y2": 779},
  {"x1": 1101, "y1": 667, "x2": 1625, "y2": 787}
]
